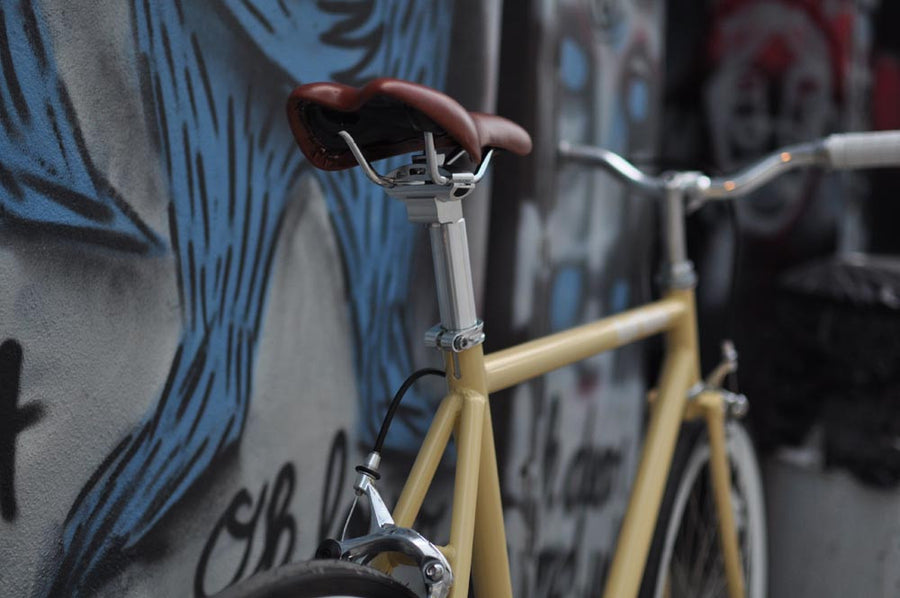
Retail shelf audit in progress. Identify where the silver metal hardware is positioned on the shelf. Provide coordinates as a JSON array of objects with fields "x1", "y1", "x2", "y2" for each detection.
[
  {"x1": 339, "y1": 130, "x2": 486, "y2": 345},
  {"x1": 450, "y1": 352, "x2": 461, "y2": 379},
  {"x1": 702, "y1": 140, "x2": 826, "y2": 201},
  {"x1": 557, "y1": 141, "x2": 666, "y2": 195},
  {"x1": 446, "y1": 147, "x2": 467, "y2": 166},
  {"x1": 327, "y1": 455, "x2": 454, "y2": 598},
  {"x1": 471, "y1": 149, "x2": 494, "y2": 183},
  {"x1": 424, "y1": 320, "x2": 485, "y2": 352},
  {"x1": 353, "y1": 451, "x2": 382, "y2": 495},
  {"x1": 659, "y1": 173, "x2": 696, "y2": 289},
  {"x1": 424, "y1": 132, "x2": 494, "y2": 190},
  {"x1": 424, "y1": 561, "x2": 445, "y2": 582},
  {"x1": 557, "y1": 138, "x2": 839, "y2": 293},
  {"x1": 665, "y1": 260, "x2": 697, "y2": 289},
  {"x1": 400, "y1": 194, "x2": 465, "y2": 224},
  {"x1": 558, "y1": 141, "x2": 698, "y2": 292},
  {"x1": 663, "y1": 172, "x2": 696, "y2": 263},
  {"x1": 338, "y1": 131, "x2": 396, "y2": 187},
  {"x1": 327, "y1": 526, "x2": 453, "y2": 598},
  {"x1": 687, "y1": 383, "x2": 749, "y2": 420},
  {"x1": 687, "y1": 382, "x2": 706, "y2": 401},
  {"x1": 428, "y1": 220, "x2": 479, "y2": 332},
  {"x1": 340, "y1": 494, "x2": 358, "y2": 541},
  {"x1": 380, "y1": 161, "x2": 466, "y2": 222},
  {"x1": 721, "y1": 339, "x2": 738, "y2": 364},
  {"x1": 686, "y1": 341, "x2": 748, "y2": 418},
  {"x1": 721, "y1": 390, "x2": 749, "y2": 419},
  {"x1": 424, "y1": 131, "x2": 451, "y2": 186},
  {"x1": 360, "y1": 474, "x2": 395, "y2": 534},
  {"x1": 340, "y1": 451, "x2": 382, "y2": 540},
  {"x1": 338, "y1": 130, "x2": 493, "y2": 194},
  {"x1": 689, "y1": 383, "x2": 749, "y2": 422},
  {"x1": 560, "y1": 138, "x2": 763, "y2": 202},
  {"x1": 558, "y1": 137, "x2": 834, "y2": 205},
  {"x1": 705, "y1": 339, "x2": 739, "y2": 389}
]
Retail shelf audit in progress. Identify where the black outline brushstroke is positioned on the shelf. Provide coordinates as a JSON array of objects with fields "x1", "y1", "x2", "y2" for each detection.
[{"x1": 0, "y1": 339, "x2": 44, "y2": 521}]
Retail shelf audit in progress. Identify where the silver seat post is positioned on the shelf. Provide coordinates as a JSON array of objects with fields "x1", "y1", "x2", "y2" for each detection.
[
  {"x1": 338, "y1": 130, "x2": 487, "y2": 353},
  {"x1": 429, "y1": 218, "x2": 479, "y2": 336},
  {"x1": 383, "y1": 166, "x2": 485, "y2": 354}
]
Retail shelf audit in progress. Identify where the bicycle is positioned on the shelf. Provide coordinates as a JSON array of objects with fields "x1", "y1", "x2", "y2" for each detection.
[{"x1": 216, "y1": 77, "x2": 900, "y2": 598}]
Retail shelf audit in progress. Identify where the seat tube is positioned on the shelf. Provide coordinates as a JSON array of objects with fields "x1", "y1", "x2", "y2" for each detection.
[
  {"x1": 387, "y1": 173, "x2": 507, "y2": 594},
  {"x1": 430, "y1": 221, "x2": 512, "y2": 597}
]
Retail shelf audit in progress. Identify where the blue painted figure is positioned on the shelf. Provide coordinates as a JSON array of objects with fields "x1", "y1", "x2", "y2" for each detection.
[{"x1": 0, "y1": 0, "x2": 453, "y2": 594}]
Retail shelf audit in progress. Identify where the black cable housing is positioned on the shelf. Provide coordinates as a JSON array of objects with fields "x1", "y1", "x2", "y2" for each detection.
[{"x1": 373, "y1": 368, "x2": 446, "y2": 454}]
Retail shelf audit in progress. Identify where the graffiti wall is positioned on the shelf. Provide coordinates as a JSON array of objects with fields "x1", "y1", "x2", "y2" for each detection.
[
  {"x1": 0, "y1": 0, "x2": 500, "y2": 595},
  {"x1": 866, "y1": 1, "x2": 900, "y2": 254},
  {"x1": 488, "y1": 0, "x2": 664, "y2": 595},
  {"x1": 660, "y1": 0, "x2": 878, "y2": 444}
]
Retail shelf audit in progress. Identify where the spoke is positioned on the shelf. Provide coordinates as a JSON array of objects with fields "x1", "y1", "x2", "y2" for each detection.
[
  {"x1": 685, "y1": 480, "x2": 705, "y2": 583},
  {"x1": 707, "y1": 561, "x2": 730, "y2": 598},
  {"x1": 670, "y1": 552, "x2": 690, "y2": 597},
  {"x1": 691, "y1": 475, "x2": 719, "y2": 587}
]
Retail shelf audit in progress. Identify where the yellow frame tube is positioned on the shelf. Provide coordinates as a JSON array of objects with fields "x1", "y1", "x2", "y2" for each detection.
[
  {"x1": 699, "y1": 392, "x2": 746, "y2": 598},
  {"x1": 387, "y1": 288, "x2": 745, "y2": 598},
  {"x1": 393, "y1": 392, "x2": 463, "y2": 528},
  {"x1": 602, "y1": 346, "x2": 696, "y2": 597},
  {"x1": 444, "y1": 346, "x2": 513, "y2": 598},
  {"x1": 602, "y1": 289, "x2": 702, "y2": 597},
  {"x1": 484, "y1": 298, "x2": 685, "y2": 393},
  {"x1": 446, "y1": 390, "x2": 486, "y2": 598},
  {"x1": 471, "y1": 403, "x2": 514, "y2": 598},
  {"x1": 392, "y1": 345, "x2": 515, "y2": 598}
]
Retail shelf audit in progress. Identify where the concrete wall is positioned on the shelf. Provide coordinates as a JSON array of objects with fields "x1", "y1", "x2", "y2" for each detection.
[{"x1": 0, "y1": 1, "x2": 663, "y2": 596}]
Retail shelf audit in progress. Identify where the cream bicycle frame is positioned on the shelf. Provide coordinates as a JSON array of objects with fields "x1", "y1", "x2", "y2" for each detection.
[
  {"x1": 383, "y1": 285, "x2": 744, "y2": 598},
  {"x1": 332, "y1": 125, "x2": 900, "y2": 598},
  {"x1": 328, "y1": 127, "x2": 798, "y2": 598}
]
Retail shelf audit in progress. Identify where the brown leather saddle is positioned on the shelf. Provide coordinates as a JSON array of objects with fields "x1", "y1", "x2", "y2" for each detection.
[{"x1": 287, "y1": 78, "x2": 532, "y2": 171}]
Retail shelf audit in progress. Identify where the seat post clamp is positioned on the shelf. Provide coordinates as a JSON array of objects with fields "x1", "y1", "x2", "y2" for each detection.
[{"x1": 424, "y1": 320, "x2": 485, "y2": 352}]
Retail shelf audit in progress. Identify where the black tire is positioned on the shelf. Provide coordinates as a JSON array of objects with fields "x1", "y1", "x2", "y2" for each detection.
[
  {"x1": 212, "y1": 560, "x2": 419, "y2": 598},
  {"x1": 639, "y1": 421, "x2": 767, "y2": 598}
]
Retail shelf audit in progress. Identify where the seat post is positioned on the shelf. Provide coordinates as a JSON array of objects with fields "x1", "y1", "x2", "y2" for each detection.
[
  {"x1": 382, "y1": 164, "x2": 484, "y2": 354},
  {"x1": 332, "y1": 129, "x2": 489, "y2": 354},
  {"x1": 428, "y1": 217, "x2": 479, "y2": 335}
]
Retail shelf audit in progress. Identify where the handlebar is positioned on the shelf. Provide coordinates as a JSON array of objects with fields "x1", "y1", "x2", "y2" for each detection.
[
  {"x1": 823, "y1": 131, "x2": 900, "y2": 169},
  {"x1": 558, "y1": 130, "x2": 900, "y2": 206}
]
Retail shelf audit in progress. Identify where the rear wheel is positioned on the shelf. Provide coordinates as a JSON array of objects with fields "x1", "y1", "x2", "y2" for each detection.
[
  {"x1": 639, "y1": 421, "x2": 767, "y2": 598},
  {"x1": 212, "y1": 560, "x2": 419, "y2": 598}
]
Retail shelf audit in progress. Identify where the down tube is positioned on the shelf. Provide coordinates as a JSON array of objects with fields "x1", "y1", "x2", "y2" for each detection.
[{"x1": 602, "y1": 346, "x2": 697, "y2": 597}]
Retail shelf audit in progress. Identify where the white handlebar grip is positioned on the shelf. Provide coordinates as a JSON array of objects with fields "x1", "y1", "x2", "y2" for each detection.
[{"x1": 824, "y1": 131, "x2": 900, "y2": 169}]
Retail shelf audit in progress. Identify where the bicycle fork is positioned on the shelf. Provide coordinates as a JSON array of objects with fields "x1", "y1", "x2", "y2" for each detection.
[{"x1": 684, "y1": 340, "x2": 749, "y2": 598}]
